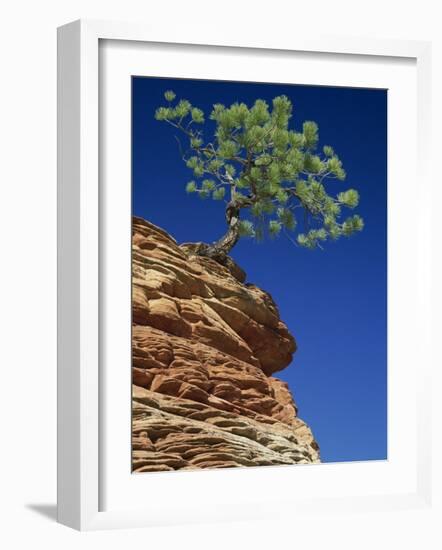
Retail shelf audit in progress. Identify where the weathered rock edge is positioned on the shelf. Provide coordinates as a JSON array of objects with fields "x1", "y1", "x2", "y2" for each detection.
[{"x1": 132, "y1": 216, "x2": 319, "y2": 471}]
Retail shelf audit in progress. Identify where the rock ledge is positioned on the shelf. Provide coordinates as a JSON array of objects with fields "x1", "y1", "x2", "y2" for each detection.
[{"x1": 132, "y1": 216, "x2": 319, "y2": 471}]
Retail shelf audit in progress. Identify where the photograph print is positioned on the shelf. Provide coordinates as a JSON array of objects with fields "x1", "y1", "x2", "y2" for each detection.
[{"x1": 131, "y1": 76, "x2": 387, "y2": 473}]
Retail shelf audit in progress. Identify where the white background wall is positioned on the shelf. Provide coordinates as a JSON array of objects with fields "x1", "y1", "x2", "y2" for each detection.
[{"x1": 0, "y1": 1, "x2": 440, "y2": 548}]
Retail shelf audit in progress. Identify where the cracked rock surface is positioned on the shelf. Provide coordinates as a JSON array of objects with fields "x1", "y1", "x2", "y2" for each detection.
[{"x1": 132, "y1": 216, "x2": 320, "y2": 472}]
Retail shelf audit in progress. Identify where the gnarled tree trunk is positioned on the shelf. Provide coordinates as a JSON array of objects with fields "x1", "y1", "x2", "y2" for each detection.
[
  {"x1": 196, "y1": 202, "x2": 240, "y2": 263},
  {"x1": 180, "y1": 201, "x2": 245, "y2": 273},
  {"x1": 179, "y1": 202, "x2": 246, "y2": 281},
  {"x1": 210, "y1": 202, "x2": 240, "y2": 254}
]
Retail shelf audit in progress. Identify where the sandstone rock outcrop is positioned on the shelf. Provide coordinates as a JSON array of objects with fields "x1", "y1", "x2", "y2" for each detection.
[{"x1": 132, "y1": 216, "x2": 319, "y2": 472}]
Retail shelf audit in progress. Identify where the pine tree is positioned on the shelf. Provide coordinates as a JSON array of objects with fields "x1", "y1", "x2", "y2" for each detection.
[{"x1": 155, "y1": 91, "x2": 364, "y2": 263}]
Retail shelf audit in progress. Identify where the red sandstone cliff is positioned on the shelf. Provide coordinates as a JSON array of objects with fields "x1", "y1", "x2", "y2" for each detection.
[{"x1": 132, "y1": 216, "x2": 319, "y2": 472}]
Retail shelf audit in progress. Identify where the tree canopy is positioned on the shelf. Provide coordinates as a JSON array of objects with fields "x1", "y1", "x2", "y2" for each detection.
[{"x1": 155, "y1": 90, "x2": 364, "y2": 261}]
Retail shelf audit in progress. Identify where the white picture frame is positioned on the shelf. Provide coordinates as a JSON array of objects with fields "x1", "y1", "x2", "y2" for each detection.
[{"x1": 57, "y1": 19, "x2": 433, "y2": 531}]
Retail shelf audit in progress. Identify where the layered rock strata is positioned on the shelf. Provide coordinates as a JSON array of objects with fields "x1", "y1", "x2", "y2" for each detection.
[{"x1": 132, "y1": 216, "x2": 319, "y2": 472}]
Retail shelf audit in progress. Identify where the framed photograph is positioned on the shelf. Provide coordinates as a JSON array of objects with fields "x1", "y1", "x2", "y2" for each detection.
[{"x1": 57, "y1": 19, "x2": 432, "y2": 530}]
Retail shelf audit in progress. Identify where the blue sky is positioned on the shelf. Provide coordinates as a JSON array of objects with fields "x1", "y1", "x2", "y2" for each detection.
[{"x1": 132, "y1": 76, "x2": 387, "y2": 463}]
